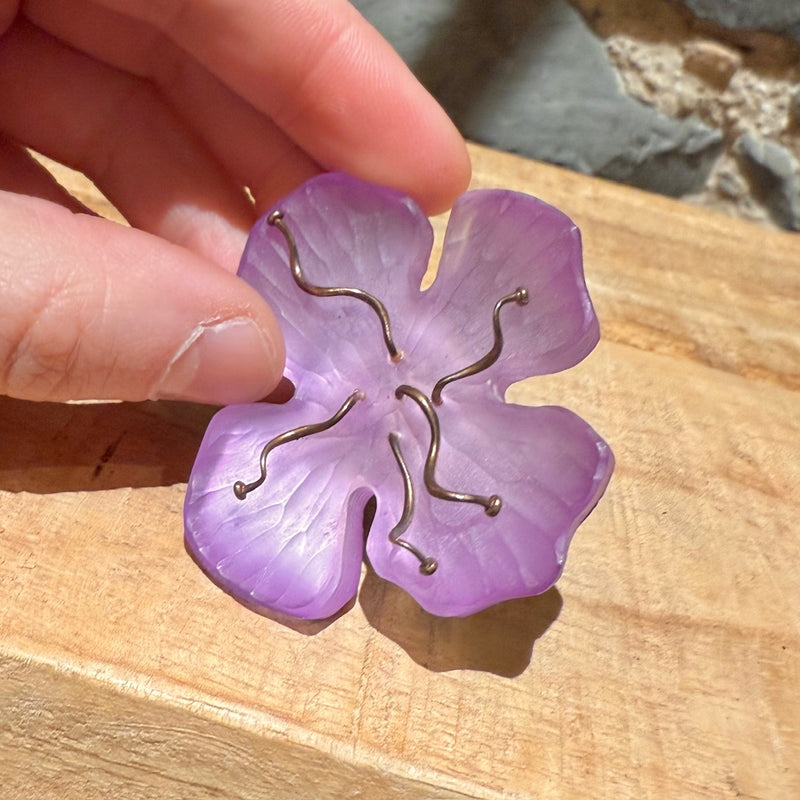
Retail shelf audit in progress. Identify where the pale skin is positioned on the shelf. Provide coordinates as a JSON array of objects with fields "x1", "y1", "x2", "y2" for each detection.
[{"x1": 0, "y1": 0, "x2": 470, "y2": 404}]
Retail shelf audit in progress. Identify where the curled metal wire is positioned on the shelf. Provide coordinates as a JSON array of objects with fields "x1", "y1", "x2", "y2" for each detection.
[
  {"x1": 268, "y1": 210, "x2": 401, "y2": 360},
  {"x1": 387, "y1": 432, "x2": 438, "y2": 575},
  {"x1": 233, "y1": 390, "x2": 363, "y2": 500},
  {"x1": 395, "y1": 384, "x2": 502, "y2": 516},
  {"x1": 235, "y1": 217, "x2": 524, "y2": 574},
  {"x1": 431, "y1": 287, "x2": 529, "y2": 404}
]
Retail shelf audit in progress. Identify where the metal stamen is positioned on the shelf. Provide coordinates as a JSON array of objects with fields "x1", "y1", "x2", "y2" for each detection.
[
  {"x1": 395, "y1": 385, "x2": 501, "y2": 516},
  {"x1": 387, "y1": 432, "x2": 438, "y2": 575},
  {"x1": 431, "y1": 287, "x2": 528, "y2": 404},
  {"x1": 268, "y1": 210, "x2": 401, "y2": 360},
  {"x1": 234, "y1": 390, "x2": 363, "y2": 500}
]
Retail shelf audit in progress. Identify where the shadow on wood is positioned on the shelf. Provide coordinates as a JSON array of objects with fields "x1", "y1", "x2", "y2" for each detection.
[
  {"x1": 0, "y1": 396, "x2": 216, "y2": 493},
  {"x1": 358, "y1": 563, "x2": 562, "y2": 677}
]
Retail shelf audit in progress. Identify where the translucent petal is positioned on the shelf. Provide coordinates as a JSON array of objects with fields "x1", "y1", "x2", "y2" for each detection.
[
  {"x1": 237, "y1": 173, "x2": 433, "y2": 399},
  {"x1": 407, "y1": 189, "x2": 600, "y2": 396},
  {"x1": 184, "y1": 397, "x2": 386, "y2": 619},
  {"x1": 187, "y1": 174, "x2": 613, "y2": 620},
  {"x1": 366, "y1": 383, "x2": 614, "y2": 617}
]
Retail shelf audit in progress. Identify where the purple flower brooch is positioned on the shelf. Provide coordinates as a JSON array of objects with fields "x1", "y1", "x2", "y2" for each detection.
[{"x1": 184, "y1": 173, "x2": 614, "y2": 620}]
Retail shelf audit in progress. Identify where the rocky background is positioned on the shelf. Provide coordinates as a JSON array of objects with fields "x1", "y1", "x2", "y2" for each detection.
[{"x1": 352, "y1": 0, "x2": 800, "y2": 230}]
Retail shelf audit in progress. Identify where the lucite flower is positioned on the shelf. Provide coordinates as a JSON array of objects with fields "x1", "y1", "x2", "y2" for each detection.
[{"x1": 184, "y1": 173, "x2": 614, "y2": 619}]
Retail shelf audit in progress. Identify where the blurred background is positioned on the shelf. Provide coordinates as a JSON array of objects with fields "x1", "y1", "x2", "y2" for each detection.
[{"x1": 353, "y1": 0, "x2": 800, "y2": 230}]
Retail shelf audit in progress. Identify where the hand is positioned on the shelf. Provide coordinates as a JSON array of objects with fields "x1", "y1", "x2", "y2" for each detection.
[{"x1": 0, "y1": 0, "x2": 470, "y2": 404}]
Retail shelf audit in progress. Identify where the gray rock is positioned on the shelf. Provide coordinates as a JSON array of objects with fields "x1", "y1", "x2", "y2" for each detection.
[
  {"x1": 675, "y1": 1, "x2": 800, "y2": 42},
  {"x1": 354, "y1": 0, "x2": 722, "y2": 196},
  {"x1": 736, "y1": 133, "x2": 800, "y2": 230}
]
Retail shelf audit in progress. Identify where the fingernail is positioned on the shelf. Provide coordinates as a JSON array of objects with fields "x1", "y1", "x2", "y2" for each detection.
[{"x1": 154, "y1": 317, "x2": 281, "y2": 405}]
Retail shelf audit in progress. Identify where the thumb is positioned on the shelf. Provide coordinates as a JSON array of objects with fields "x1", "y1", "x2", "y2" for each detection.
[{"x1": 0, "y1": 192, "x2": 284, "y2": 404}]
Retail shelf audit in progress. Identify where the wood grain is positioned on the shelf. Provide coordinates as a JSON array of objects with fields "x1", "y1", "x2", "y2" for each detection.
[{"x1": 1, "y1": 144, "x2": 798, "y2": 799}]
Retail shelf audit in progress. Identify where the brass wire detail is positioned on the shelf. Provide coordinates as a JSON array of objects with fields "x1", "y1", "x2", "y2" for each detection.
[
  {"x1": 394, "y1": 385, "x2": 502, "y2": 516},
  {"x1": 431, "y1": 287, "x2": 529, "y2": 404},
  {"x1": 239, "y1": 209, "x2": 527, "y2": 577},
  {"x1": 387, "y1": 433, "x2": 438, "y2": 575},
  {"x1": 268, "y1": 210, "x2": 401, "y2": 360},
  {"x1": 233, "y1": 390, "x2": 363, "y2": 500}
]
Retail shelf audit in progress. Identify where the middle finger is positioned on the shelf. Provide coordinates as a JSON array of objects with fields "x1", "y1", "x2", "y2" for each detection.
[{"x1": 23, "y1": 0, "x2": 321, "y2": 210}]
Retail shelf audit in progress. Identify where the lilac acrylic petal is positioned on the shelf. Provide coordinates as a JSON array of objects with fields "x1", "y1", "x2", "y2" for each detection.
[
  {"x1": 186, "y1": 173, "x2": 614, "y2": 621},
  {"x1": 237, "y1": 173, "x2": 433, "y2": 398},
  {"x1": 184, "y1": 398, "x2": 383, "y2": 619},
  {"x1": 366, "y1": 382, "x2": 614, "y2": 617},
  {"x1": 407, "y1": 190, "x2": 599, "y2": 395}
]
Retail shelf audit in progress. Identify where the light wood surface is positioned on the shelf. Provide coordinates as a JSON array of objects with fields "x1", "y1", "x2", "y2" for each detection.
[{"x1": 1, "y1": 143, "x2": 798, "y2": 799}]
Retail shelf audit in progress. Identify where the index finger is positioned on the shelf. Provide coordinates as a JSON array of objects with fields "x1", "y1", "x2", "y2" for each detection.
[{"x1": 97, "y1": 0, "x2": 471, "y2": 213}]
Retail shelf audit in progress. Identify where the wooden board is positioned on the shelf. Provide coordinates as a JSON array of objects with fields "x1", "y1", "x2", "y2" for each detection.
[{"x1": 1, "y1": 143, "x2": 798, "y2": 799}]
